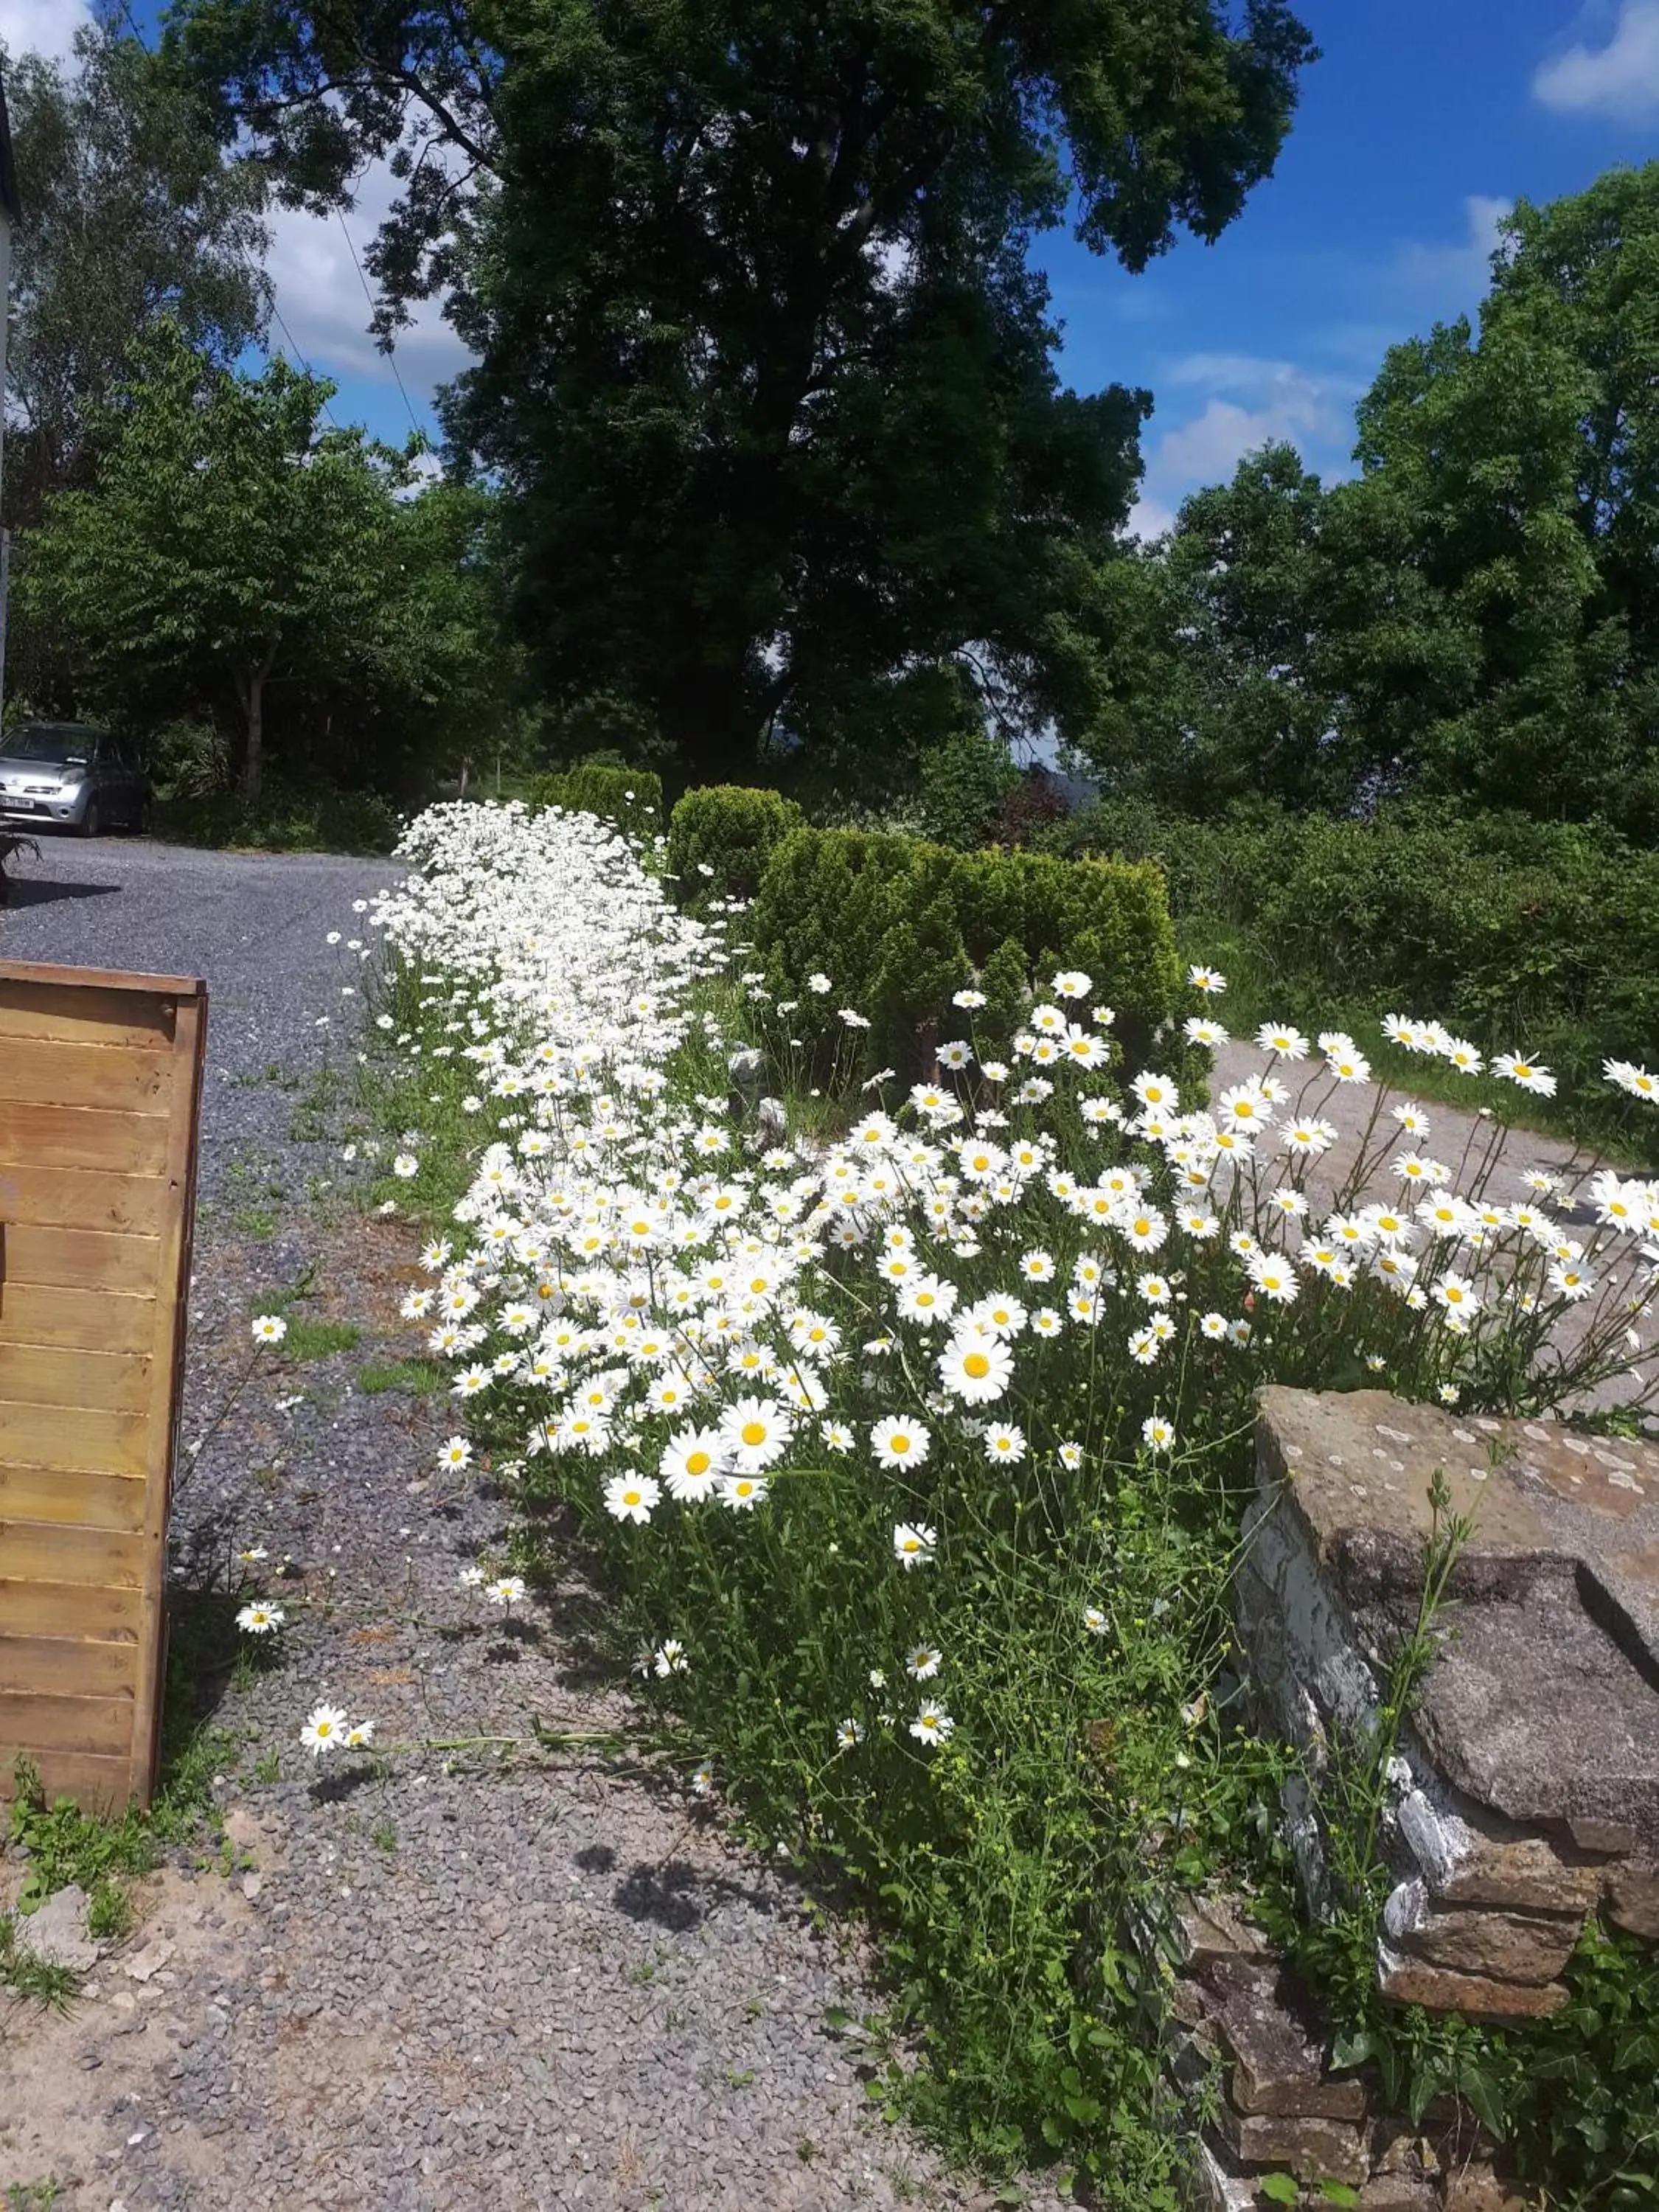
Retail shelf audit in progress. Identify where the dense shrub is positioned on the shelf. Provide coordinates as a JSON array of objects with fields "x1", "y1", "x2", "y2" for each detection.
[
  {"x1": 750, "y1": 822, "x2": 1184, "y2": 1077},
  {"x1": 1054, "y1": 799, "x2": 1659, "y2": 1158},
  {"x1": 159, "y1": 782, "x2": 402, "y2": 855},
  {"x1": 914, "y1": 726, "x2": 1023, "y2": 849},
  {"x1": 666, "y1": 783, "x2": 804, "y2": 911},
  {"x1": 525, "y1": 763, "x2": 663, "y2": 836}
]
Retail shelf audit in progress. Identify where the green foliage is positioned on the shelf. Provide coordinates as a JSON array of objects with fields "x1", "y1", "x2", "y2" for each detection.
[
  {"x1": 750, "y1": 822, "x2": 1183, "y2": 1078},
  {"x1": 159, "y1": 782, "x2": 403, "y2": 855},
  {"x1": 278, "y1": 1317, "x2": 362, "y2": 1361},
  {"x1": 914, "y1": 727, "x2": 1023, "y2": 851},
  {"x1": 667, "y1": 785, "x2": 806, "y2": 914},
  {"x1": 19, "y1": 324, "x2": 522, "y2": 809},
  {"x1": 1076, "y1": 165, "x2": 1659, "y2": 840},
  {"x1": 524, "y1": 764, "x2": 664, "y2": 837},
  {"x1": 1, "y1": 24, "x2": 269, "y2": 535},
  {"x1": 20, "y1": 324, "x2": 414, "y2": 801},
  {"x1": 1057, "y1": 798, "x2": 1659, "y2": 1159},
  {"x1": 173, "y1": 0, "x2": 1314, "y2": 783}
]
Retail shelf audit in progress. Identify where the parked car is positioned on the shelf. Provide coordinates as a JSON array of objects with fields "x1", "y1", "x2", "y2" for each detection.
[{"x1": 0, "y1": 721, "x2": 151, "y2": 835}]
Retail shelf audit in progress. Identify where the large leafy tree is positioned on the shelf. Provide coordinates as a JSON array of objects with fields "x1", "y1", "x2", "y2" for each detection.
[
  {"x1": 168, "y1": 0, "x2": 1315, "y2": 780},
  {"x1": 4, "y1": 16, "x2": 271, "y2": 525},
  {"x1": 1086, "y1": 164, "x2": 1659, "y2": 838},
  {"x1": 21, "y1": 326, "x2": 421, "y2": 800}
]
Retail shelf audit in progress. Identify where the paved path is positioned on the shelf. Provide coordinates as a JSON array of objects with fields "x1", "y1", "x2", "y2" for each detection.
[{"x1": 1, "y1": 836, "x2": 1001, "y2": 2212}]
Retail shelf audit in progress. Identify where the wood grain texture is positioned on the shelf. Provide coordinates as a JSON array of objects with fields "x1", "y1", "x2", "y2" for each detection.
[
  {"x1": 0, "y1": 1635, "x2": 138, "y2": 1697},
  {"x1": 0, "y1": 1342, "x2": 153, "y2": 1416},
  {"x1": 0, "y1": 1393, "x2": 150, "y2": 1477},
  {"x1": 0, "y1": 1691, "x2": 135, "y2": 1758},
  {"x1": 0, "y1": 1520, "x2": 147, "y2": 1590},
  {"x1": 0, "y1": 1164, "x2": 167, "y2": 1235},
  {"x1": 0, "y1": 1037, "x2": 173, "y2": 1115},
  {"x1": 0, "y1": 1224, "x2": 162, "y2": 1295},
  {"x1": 0, "y1": 1102, "x2": 172, "y2": 1176},
  {"x1": 0, "y1": 1576, "x2": 144, "y2": 1639},
  {"x1": 131, "y1": 990, "x2": 206, "y2": 1804},
  {"x1": 0, "y1": 1463, "x2": 147, "y2": 1532},
  {"x1": 0, "y1": 1747, "x2": 133, "y2": 1813},
  {"x1": 0, "y1": 1281, "x2": 155, "y2": 1354},
  {"x1": 0, "y1": 961, "x2": 207, "y2": 1810},
  {"x1": 0, "y1": 980, "x2": 178, "y2": 1049}
]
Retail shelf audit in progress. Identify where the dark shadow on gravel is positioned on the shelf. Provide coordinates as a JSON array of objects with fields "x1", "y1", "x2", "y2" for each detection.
[
  {"x1": 310, "y1": 1763, "x2": 380, "y2": 1804},
  {"x1": 612, "y1": 1857, "x2": 786, "y2": 1933},
  {"x1": 1, "y1": 874, "x2": 123, "y2": 908}
]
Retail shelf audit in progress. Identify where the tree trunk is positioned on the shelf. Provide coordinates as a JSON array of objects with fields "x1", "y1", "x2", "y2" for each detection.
[{"x1": 237, "y1": 636, "x2": 280, "y2": 805}]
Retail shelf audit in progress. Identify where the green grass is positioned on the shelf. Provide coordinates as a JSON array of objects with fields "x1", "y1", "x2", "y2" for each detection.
[
  {"x1": 358, "y1": 1358, "x2": 446, "y2": 1397},
  {"x1": 4, "y1": 2179, "x2": 65, "y2": 2210},
  {"x1": 280, "y1": 1317, "x2": 362, "y2": 1361}
]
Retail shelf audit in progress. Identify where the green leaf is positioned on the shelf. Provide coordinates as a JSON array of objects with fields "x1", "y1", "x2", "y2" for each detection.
[
  {"x1": 1329, "y1": 2031, "x2": 1376, "y2": 2071},
  {"x1": 1259, "y1": 2174, "x2": 1300, "y2": 2205},
  {"x1": 1319, "y1": 2183, "x2": 1360, "y2": 2206}
]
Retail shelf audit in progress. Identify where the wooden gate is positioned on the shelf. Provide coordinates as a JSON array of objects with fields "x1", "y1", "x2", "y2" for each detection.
[{"x1": 0, "y1": 961, "x2": 207, "y2": 1811}]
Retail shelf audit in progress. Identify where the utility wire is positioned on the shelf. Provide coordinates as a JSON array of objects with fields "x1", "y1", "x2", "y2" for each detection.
[
  {"x1": 337, "y1": 206, "x2": 425, "y2": 437},
  {"x1": 111, "y1": 0, "x2": 341, "y2": 425}
]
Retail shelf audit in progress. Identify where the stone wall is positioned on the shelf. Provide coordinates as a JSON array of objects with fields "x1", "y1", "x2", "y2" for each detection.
[
  {"x1": 1138, "y1": 1387, "x2": 1659, "y2": 2211},
  {"x1": 1240, "y1": 1388, "x2": 1659, "y2": 2019}
]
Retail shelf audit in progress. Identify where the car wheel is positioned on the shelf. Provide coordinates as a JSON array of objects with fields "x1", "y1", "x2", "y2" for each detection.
[{"x1": 81, "y1": 797, "x2": 102, "y2": 838}]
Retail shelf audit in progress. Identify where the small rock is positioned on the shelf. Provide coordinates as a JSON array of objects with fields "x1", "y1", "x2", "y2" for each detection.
[
  {"x1": 242, "y1": 1871, "x2": 264, "y2": 1902},
  {"x1": 15, "y1": 1883, "x2": 101, "y2": 1973},
  {"x1": 223, "y1": 1806, "x2": 262, "y2": 1854},
  {"x1": 123, "y1": 1939, "x2": 175, "y2": 1984}
]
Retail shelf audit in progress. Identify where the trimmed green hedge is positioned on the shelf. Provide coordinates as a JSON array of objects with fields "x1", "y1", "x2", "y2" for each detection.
[
  {"x1": 1052, "y1": 799, "x2": 1659, "y2": 1158},
  {"x1": 666, "y1": 784, "x2": 804, "y2": 912},
  {"x1": 525, "y1": 765, "x2": 663, "y2": 837},
  {"x1": 749, "y1": 823, "x2": 1184, "y2": 1079}
]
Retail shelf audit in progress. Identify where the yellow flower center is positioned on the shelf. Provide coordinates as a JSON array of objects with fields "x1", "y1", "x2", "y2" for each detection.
[
  {"x1": 963, "y1": 1352, "x2": 991, "y2": 1380},
  {"x1": 740, "y1": 1421, "x2": 766, "y2": 1447},
  {"x1": 890, "y1": 1434, "x2": 911, "y2": 1454},
  {"x1": 687, "y1": 1452, "x2": 710, "y2": 1476}
]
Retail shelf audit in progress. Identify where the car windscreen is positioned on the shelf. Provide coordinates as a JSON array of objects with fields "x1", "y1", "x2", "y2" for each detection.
[{"x1": 4, "y1": 727, "x2": 93, "y2": 765}]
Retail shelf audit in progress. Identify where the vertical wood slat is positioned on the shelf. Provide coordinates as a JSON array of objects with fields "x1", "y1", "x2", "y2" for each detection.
[
  {"x1": 0, "y1": 960, "x2": 206, "y2": 1812},
  {"x1": 131, "y1": 988, "x2": 206, "y2": 1804}
]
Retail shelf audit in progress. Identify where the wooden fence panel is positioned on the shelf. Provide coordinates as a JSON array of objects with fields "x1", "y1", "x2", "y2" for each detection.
[{"x1": 0, "y1": 960, "x2": 206, "y2": 1812}]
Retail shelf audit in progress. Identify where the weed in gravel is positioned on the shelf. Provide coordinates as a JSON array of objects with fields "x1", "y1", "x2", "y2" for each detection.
[
  {"x1": 4, "y1": 2179, "x2": 63, "y2": 2210},
  {"x1": 358, "y1": 1357, "x2": 445, "y2": 1396},
  {"x1": 252, "y1": 1746, "x2": 282, "y2": 1785},
  {"x1": 281, "y1": 1316, "x2": 362, "y2": 1361},
  {"x1": 371, "y1": 1818, "x2": 398, "y2": 1853},
  {"x1": 0, "y1": 1914, "x2": 78, "y2": 2008},
  {"x1": 86, "y1": 1878, "x2": 133, "y2": 1942}
]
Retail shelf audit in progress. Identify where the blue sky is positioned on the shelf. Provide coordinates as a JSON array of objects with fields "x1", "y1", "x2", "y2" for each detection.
[{"x1": 9, "y1": 0, "x2": 1659, "y2": 529}]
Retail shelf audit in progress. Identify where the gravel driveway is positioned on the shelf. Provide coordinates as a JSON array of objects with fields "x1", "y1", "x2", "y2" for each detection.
[{"x1": 0, "y1": 837, "x2": 998, "y2": 2212}]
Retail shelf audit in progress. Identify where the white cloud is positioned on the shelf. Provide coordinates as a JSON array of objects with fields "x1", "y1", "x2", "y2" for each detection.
[
  {"x1": 0, "y1": 0, "x2": 91, "y2": 67},
  {"x1": 1534, "y1": 1, "x2": 1659, "y2": 119},
  {"x1": 1129, "y1": 356, "x2": 1348, "y2": 539},
  {"x1": 262, "y1": 159, "x2": 474, "y2": 414},
  {"x1": 1394, "y1": 193, "x2": 1512, "y2": 298}
]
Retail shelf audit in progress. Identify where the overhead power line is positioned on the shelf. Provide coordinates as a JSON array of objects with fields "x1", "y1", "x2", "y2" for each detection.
[
  {"x1": 336, "y1": 207, "x2": 425, "y2": 437},
  {"x1": 110, "y1": 0, "x2": 343, "y2": 426}
]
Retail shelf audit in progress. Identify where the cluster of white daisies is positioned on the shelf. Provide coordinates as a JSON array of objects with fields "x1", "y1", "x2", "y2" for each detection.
[{"x1": 344, "y1": 802, "x2": 1655, "y2": 1763}]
